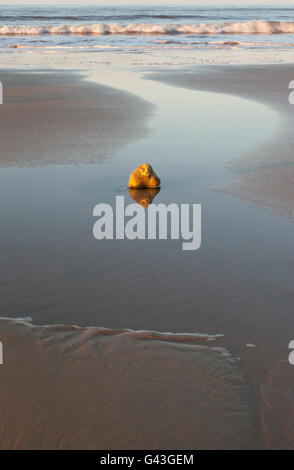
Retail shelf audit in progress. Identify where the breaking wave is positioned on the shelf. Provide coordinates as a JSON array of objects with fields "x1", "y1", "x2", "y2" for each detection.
[{"x1": 1, "y1": 20, "x2": 294, "y2": 36}]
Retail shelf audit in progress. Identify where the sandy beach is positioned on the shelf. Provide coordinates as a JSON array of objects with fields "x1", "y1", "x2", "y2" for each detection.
[
  {"x1": 0, "y1": 317, "x2": 256, "y2": 450},
  {"x1": 1, "y1": 1, "x2": 294, "y2": 450},
  {"x1": 0, "y1": 63, "x2": 293, "y2": 449}
]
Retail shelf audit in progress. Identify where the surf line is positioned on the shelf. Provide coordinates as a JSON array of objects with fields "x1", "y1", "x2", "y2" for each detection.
[{"x1": 93, "y1": 196, "x2": 201, "y2": 251}]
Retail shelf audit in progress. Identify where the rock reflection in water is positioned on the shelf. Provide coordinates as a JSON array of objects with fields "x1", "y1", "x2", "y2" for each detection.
[{"x1": 128, "y1": 187, "x2": 160, "y2": 207}]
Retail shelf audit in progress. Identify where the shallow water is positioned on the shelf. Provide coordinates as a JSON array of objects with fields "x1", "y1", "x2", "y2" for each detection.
[
  {"x1": 1, "y1": 68, "x2": 291, "y2": 337},
  {"x1": 3, "y1": 65, "x2": 294, "y2": 450}
]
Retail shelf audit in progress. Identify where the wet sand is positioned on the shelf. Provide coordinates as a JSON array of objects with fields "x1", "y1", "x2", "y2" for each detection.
[
  {"x1": 0, "y1": 66, "x2": 294, "y2": 449},
  {"x1": 260, "y1": 360, "x2": 294, "y2": 449},
  {"x1": 0, "y1": 70, "x2": 152, "y2": 167},
  {"x1": 0, "y1": 317, "x2": 255, "y2": 450},
  {"x1": 150, "y1": 64, "x2": 294, "y2": 449},
  {"x1": 150, "y1": 64, "x2": 294, "y2": 220}
]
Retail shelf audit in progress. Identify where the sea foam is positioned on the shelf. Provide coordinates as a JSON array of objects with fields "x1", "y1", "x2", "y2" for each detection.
[{"x1": 1, "y1": 20, "x2": 294, "y2": 36}]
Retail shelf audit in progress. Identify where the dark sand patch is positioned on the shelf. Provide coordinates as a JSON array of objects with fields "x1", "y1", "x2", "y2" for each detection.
[
  {"x1": 0, "y1": 70, "x2": 152, "y2": 167},
  {"x1": 0, "y1": 317, "x2": 256, "y2": 450}
]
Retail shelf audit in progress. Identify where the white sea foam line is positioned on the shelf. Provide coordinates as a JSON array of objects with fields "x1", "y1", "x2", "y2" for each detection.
[
  {"x1": 0, "y1": 315, "x2": 224, "y2": 343},
  {"x1": 44, "y1": 324, "x2": 225, "y2": 343},
  {"x1": 0, "y1": 316, "x2": 237, "y2": 364},
  {"x1": 1, "y1": 21, "x2": 294, "y2": 36},
  {"x1": 15, "y1": 316, "x2": 33, "y2": 322},
  {"x1": 0, "y1": 316, "x2": 233, "y2": 359}
]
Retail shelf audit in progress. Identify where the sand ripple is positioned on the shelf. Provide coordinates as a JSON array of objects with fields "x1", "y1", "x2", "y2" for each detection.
[{"x1": 0, "y1": 317, "x2": 255, "y2": 449}]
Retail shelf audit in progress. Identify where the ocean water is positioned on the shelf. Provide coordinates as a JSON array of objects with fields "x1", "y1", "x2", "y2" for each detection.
[{"x1": 0, "y1": 5, "x2": 294, "y2": 53}]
